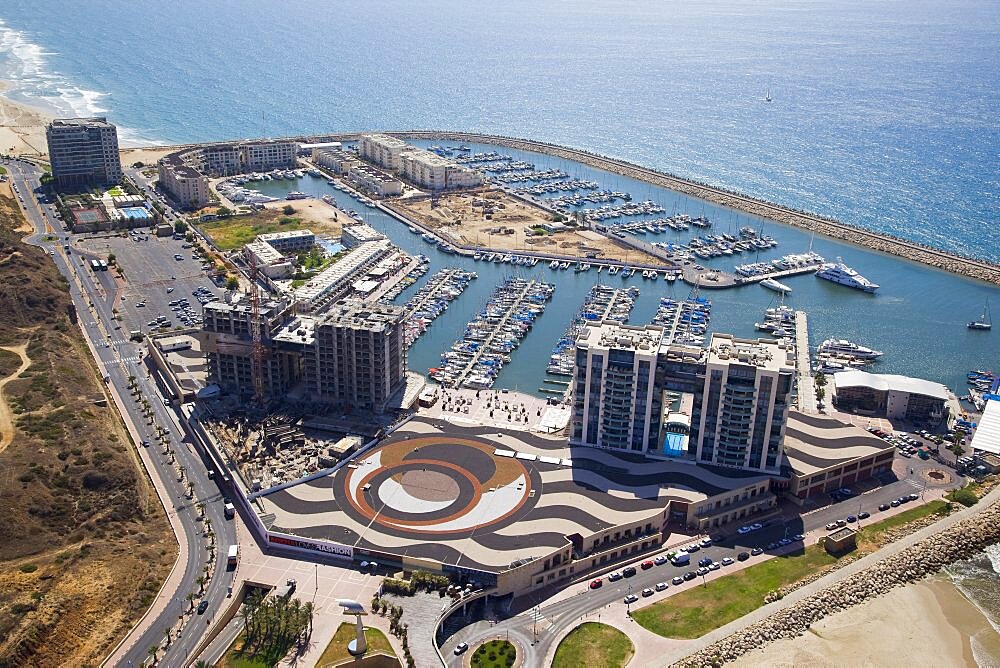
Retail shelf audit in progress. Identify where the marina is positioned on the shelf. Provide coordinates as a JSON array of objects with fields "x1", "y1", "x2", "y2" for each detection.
[
  {"x1": 246, "y1": 137, "x2": 998, "y2": 398},
  {"x1": 651, "y1": 293, "x2": 714, "y2": 346},
  {"x1": 430, "y1": 277, "x2": 555, "y2": 389},
  {"x1": 546, "y1": 285, "x2": 640, "y2": 376},
  {"x1": 399, "y1": 267, "x2": 476, "y2": 348}
]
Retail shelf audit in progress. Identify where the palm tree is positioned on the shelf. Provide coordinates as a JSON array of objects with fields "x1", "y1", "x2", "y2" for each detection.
[
  {"x1": 186, "y1": 591, "x2": 197, "y2": 610},
  {"x1": 163, "y1": 626, "x2": 172, "y2": 646},
  {"x1": 147, "y1": 645, "x2": 158, "y2": 665},
  {"x1": 196, "y1": 575, "x2": 206, "y2": 594}
]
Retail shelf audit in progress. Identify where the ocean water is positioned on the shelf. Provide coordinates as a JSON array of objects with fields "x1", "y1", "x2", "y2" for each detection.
[
  {"x1": 0, "y1": 0, "x2": 997, "y2": 260},
  {"x1": 943, "y1": 544, "x2": 1000, "y2": 666}
]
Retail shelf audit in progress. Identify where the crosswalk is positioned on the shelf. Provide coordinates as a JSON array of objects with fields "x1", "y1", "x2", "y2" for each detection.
[{"x1": 103, "y1": 355, "x2": 142, "y2": 366}]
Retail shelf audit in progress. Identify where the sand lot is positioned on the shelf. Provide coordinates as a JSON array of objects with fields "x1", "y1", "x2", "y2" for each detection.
[{"x1": 390, "y1": 190, "x2": 665, "y2": 265}]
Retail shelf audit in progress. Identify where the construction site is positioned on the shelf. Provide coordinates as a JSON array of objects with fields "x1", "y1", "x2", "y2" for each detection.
[{"x1": 388, "y1": 189, "x2": 666, "y2": 266}]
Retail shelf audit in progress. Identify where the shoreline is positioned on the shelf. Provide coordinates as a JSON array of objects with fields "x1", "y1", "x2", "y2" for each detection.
[
  {"x1": 1, "y1": 96, "x2": 996, "y2": 284},
  {"x1": 729, "y1": 576, "x2": 998, "y2": 667}
]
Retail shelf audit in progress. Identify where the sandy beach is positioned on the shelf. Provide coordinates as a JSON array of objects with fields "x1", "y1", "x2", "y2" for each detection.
[
  {"x1": 0, "y1": 80, "x2": 51, "y2": 156},
  {"x1": 730, "y1": 577, "x2": 1000, "y2": 667}
]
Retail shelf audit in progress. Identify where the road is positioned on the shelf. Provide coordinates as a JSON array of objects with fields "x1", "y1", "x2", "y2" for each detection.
[
  {"x1": 440, "y1": 458, "x2": 960, "y2": 667},
  {"x1": 3, "y1": 159, "x2": 238, "y2": 667}
]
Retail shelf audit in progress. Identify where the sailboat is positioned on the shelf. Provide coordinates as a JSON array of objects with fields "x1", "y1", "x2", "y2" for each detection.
[
  {"x1": 764, "y1": 89, "x2": 772, "y2": 103},
  {"x1": 968, "y1": 299, "x2": 992, "y2": 330}
]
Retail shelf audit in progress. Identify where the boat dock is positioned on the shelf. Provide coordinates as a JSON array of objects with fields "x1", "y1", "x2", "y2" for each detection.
[
  {"x1": 432, "y1": 278, "x2": 555, "y2": 389},
  {"x1": 546, "y1": 284, "x2": 640, "y2": 376},
  {"x1": 794, "y1": 310, "x2": 818, "y2": 413},
  {"x1": 652, "y1": 294, "x2": 713, "y2": 345},
  {"x1": 401, "y1": 268, "x2": 477, "y2": 348}
]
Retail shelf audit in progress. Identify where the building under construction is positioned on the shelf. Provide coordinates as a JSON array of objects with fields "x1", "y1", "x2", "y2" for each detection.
[{"x1": 202, "y1": 298, "x2": 407, "y2": 413}]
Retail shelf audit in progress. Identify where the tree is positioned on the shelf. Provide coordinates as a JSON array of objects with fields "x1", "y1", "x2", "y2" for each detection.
[
  {"x1": 814, "y1": 371, "x2": 827, "y2": 387},
  {"x1": 185, "y1": 232, "x2": 194, "y2": 242},
  {"x1": 174, "y1": 220, "x2": 188, "y2": 234},
  {"x1": 107, "y1": 253, "x2": 116, "y2": 265},
  {"x1": 815, "y1": 386, "x2": 826, "y2": 405},
  {"x1": 225, "y1": 275, "x2": 239, "y2": 291},
  {"x1": 215, "y1": 206, "x2": 232, "y2": 218},
  {"x1": 282, "y1": 204, "x2": 295, "y2": 216},
  {"x1": 163, "y1": 626, "x2": 172, "y2": 646},
  {"x1": 186, "y1": 591, "x2": 197, "y2": 610},
  {"x1": 196, "y1": 575, "x2": 206, "y2": 594},
  {"x1": 147, "y1": 645, "x2": 158, "y2": 664}
]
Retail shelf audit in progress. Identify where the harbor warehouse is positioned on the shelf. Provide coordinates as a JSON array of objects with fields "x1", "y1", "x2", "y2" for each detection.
[{"x1": 832, "y1": 370, "x2": 949, "y2": 426}]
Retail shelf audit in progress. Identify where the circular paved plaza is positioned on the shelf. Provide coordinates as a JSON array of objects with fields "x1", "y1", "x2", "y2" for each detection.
[{"x1": 337, "y1": 434, "x2": 541, "y2": 537}]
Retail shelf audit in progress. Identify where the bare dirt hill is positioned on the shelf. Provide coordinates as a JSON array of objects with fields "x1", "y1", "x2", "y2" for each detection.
[{"x1": 0, "y1": 192, "x2": 175, "y2": 667}]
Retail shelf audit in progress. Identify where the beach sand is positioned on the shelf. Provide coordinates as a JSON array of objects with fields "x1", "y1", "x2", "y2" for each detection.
[
  {"x1": 731, "y1": 578, "x2": 1000, "y2": 667},
  {"x1": 0, "y1": 80, "x2": 50, "y2": 156}
]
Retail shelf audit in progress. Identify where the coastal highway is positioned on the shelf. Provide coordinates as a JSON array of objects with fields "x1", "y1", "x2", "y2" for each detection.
[{"x1": 3, "y1": 159, "x2": 237, "y2": 667}]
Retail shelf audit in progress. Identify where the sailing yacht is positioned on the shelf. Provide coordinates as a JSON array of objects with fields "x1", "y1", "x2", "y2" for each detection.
[
  {"x1": 764, "y1": 89, "x2": 773, "y2": 103},
  {"x1": 968, "y1": 299, "x2": 992, "y2": 330}
]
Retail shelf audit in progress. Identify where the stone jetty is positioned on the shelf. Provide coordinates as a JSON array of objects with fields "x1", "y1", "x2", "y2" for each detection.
[{"x1": 381, "y1": 131, "x2": 1000, "y2": 286}]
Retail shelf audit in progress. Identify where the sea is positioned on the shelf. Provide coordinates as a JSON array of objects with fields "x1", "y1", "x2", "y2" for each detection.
[{"x1": 1, "y1": 0, "x2": 998, "y2": 650}]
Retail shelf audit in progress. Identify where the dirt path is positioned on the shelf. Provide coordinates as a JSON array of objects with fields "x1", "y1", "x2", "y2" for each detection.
[{"x1": 0, "y1": 342, "x2": 30, "y2": 453}]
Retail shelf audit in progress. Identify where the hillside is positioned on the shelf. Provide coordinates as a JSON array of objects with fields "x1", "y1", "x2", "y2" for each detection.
[{"x1": 0, "y1": 192, "x2": 175, "y2": 667}]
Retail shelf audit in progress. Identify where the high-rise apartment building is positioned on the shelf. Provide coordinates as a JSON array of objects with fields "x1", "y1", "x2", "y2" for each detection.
[
  {"x1": 46, "y1": 117, "x2": 122, "y2": 189},
  {"x1": 571, "y1": 322, "x2": 666, "y2": 452},
  {"x1": 692, "y1": 334, "x2": 795, "y2": 473}
]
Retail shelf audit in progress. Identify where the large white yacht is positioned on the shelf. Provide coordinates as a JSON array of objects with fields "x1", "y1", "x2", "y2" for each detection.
[
  {"x1": 817, "y1": 338, "x2": 884, "y2": 360},
  {"x1": 815, "y1": 259, "x2": 879, "y2": 293}
]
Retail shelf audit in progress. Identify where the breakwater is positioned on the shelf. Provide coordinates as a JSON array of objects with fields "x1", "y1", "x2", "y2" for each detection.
[
  {"x1": 676, "y1": 495, "x2": 1000, "y2": 667},
  {"x1": 134, "y1": 130, "x2": 1000, "y2": 284},
  {"x1": 381, "y1": 132, "x2": 1000, "y2": 285}
]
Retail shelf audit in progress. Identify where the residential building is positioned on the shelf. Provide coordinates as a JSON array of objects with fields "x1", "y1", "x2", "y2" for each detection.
[
  {"x1": 158, "y1": 153, "x2": 210, "y2": 209},
  {"x1": 46, "y1": 117, "x2": 122, "y2": 189},
  {"x1": 692, "y1": 334, "x2": 794, "y2": 474},
  {"x1": 293, "y1": 239, "x2": 395, "y2": 311},
  {"x1": 257, "y1": 229, "x2": 316, "y2": 254},
  {"x1": 201, "y1": 299, "x2": 300, "y2": 398},
  {"x1": 312, "y1": 147, "x2": 358, "y2": 175},
  {"x1": 831, "y1": 370, "x2": 950, "y2": 426},
  {"x1": 348, "y1": 164, "x2": 403, "y2": 197},
  {"x1": 300, "y1": 302, "x2": 406, "y2": 413},
  {"x1": 242, "y1": 140, "x2": 297, "y2": 173},
  {"x1": 358, "y1": 134, "x2": 409, "y2": 170},
  {"x1": 399, "y1": 148, "x2": 482, "y2": 191},
  {"x1": 571, "y1": 322, "x2": 665, "y2": 452},
  {"x1": 341, "y1": 222, "x2": 386, "y2": 248}
]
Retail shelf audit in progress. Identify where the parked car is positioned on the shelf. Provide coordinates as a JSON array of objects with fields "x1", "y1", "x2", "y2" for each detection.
[
  {"x1": 655, "y1": 582, "x2": 669, "y2": 592},
  {"x1": 686, "y1": 543, "x2": 701, "y2": 553},
  {"x1": 641, "y1": 560, "x2": 654, "y2": 570},
  {"x1": 879, "y1": 503, "x2": 890, "y2": 511},
  {"x1": 624, "y1": 594, "x2": 639, "y2": 604},
  {"x1": 641, "y1": 588, "x2": 654, "y2": 597},
  {"x1": 700, "y1": 537, "x2": 713, "y2": 547},
  {"x1": 589, "y1": 579, "x2": 603, "y2": 589},
  {"x1": 672, "y1": 576, "x2": 684, "y2": 585},
  {"x1": 826, "y1": 522, "x2": 838, "y2": 531},
  {"x1": 683, "y1": 571, "x2": 696, "y2": 581},
  {"x1": 750, "y1": 548, "x2": 763, "y2": 556},
  {"x1": 737, "y1": 552, "x2": 750, "y2": 561},
  {"x1": 654, "y1": 555, "x2": 669, "y2": 566},
  {"x1": 858, "y1": 511, "x2": 871, "y2": 520},
  {"x1": 721, "y1": 557, "x2": 735, "y2": 566},
  {"x1": 608, "y1": 571, "x2": 622, "y2": 581},
  {"x1": 623, "y1": 566, "x2": 637, "y2": 577}
]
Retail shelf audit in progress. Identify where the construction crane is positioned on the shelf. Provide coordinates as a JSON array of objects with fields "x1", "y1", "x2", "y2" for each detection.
[{"x1": 246, "y1": 252, "x2": 265, "y2": 406}]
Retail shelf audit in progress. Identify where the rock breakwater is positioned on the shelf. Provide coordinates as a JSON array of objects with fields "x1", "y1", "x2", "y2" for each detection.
[{"x1": 675, "y1": 497, "x2": 1000, "y2": 666}]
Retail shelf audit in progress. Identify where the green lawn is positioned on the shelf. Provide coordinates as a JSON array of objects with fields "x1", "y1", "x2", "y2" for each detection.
[
  {"x1": 635, "y1": 499, "x2": 953, "y2": 639},
  {"x1": 315, "y1": 623, "x2": 394, "y2": 667},
  {"x1": 552, "y1": 622, "x2": 633, "y2": 668},
  {"x1": 633, "y1": 545, "x2": 839, "y2": 639},
  {"x1": 0, "y1": 165, "x2": 7, "y2": 175},
  {"x1": 198, "y1": 211, "x2": 305, "y2": 251},
  {"x1": 218, "y1": 632, "x2": 289, "y2": 668},
  {"x1": 470, "y1": 639, "x2": 516, "y2": 667}
]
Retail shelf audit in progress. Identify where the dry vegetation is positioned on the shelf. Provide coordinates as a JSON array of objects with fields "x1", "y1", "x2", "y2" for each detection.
[{"x1": 0, "y1": 192, "x2": 174, "y2": 667}]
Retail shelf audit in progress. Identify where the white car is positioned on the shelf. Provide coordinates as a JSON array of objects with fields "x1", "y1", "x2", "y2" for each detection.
[{"x1": 737, "y1": 525, "x2": 752, "y2": 534}]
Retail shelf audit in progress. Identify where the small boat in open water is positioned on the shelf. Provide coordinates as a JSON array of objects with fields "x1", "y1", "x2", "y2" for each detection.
[{"x1": 968, "y1": 299, "x2": 992, "y2": 330}]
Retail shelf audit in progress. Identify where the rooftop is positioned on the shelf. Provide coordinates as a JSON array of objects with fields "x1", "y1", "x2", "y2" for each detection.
[
  {"x1": 362, "y1": 133, "x2": 409, "y2": 149},
  {"x1": 707, "y1": 333, "x2": 794, "y2": 372},
  {"x1": 577, "y1": 321, "x2": 664, "y2": 353},
  {"x1": 782, "y1": 411, "x2": 896, "y2": 475},
  {"x1": 832, "y1": 369, "x2": 950, "y2": 401},
  {"x1": 49, "y1": 117, "x2": 116, "y2": 130},
  {"x1": 971, "y1": 398, "x2": 1000, "y2": 456},
  {"x1": 257, "y1": 417, "x2": 773, "y2": 574},
  {"x1": 258, "y1": 229, "x2": 315, "y2": 242},
  {"x1": 293, "y1": 239, "x2": 393, "y2": 304}
]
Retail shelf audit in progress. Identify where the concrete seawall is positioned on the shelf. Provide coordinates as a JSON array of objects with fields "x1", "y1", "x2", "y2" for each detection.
[{"x1": 140, "y1": 131, "x2": 1000, "y2": 285}]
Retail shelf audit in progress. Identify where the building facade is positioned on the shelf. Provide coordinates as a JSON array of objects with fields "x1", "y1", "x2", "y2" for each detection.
[
  {"x1": 359, "y1": 134, "x2": 409, "y2": 170},
  {"x1": 831, "y1": 370, "x2": 949, "y2": 426},
  {"x1": 571, "y1": 323, "x2": 665, "y2": 452},
  {"x1": 312, "y1": 147, "x2": 359, "y2": 175},
  {"x1": 693, "y1": 334, "x2": 794, "y2": 474},
  {"x1": 301, "y1": 302, "x2": 406, "y2": 413},
  {"x1": 158, "y1": 154, "x2": 211, "y2": 209},
  {"x1": 348, "y1": 164, "x2": 403, "y2": 197},
  {"x1": 398, "y1": 148, "x2": 483, "y2": 191},
  {"x1": 46, "y1": 117, "x2": 122, "y2": 190}
]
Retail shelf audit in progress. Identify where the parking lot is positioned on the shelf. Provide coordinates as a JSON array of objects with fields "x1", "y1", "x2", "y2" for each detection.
[{"x1": 76, "y1": 231, "x2": 222, "y2": 336}]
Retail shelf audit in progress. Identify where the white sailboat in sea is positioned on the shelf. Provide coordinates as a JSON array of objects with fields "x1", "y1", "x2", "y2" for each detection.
[
  {"x1": 764, "y1": 89, "x2": 772, "y2": 103},
  {"x1": 968, "y1": 298, "x2": 992, "y2": 330}
]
